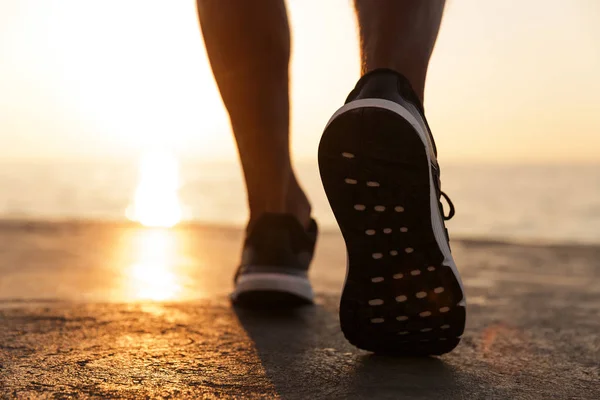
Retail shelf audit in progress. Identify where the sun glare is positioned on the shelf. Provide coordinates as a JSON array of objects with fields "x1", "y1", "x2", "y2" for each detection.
[{"x1": 127, "y1": 150, "x2": 182, "y2": 228}]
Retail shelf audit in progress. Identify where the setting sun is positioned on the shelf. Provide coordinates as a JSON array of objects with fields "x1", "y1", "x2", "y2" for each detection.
[{"x1": 127, "y1": 150, "x2": 182, "y2": 228}]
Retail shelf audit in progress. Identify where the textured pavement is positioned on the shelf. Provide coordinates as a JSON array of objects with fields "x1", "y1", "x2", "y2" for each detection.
[{"x1": 0, "y1": 222, "x2": 599, "y2": 399}]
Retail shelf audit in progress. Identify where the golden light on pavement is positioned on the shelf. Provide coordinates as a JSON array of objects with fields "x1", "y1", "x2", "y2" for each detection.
[
  {"x1": 127, "y1": 150, "x2": 182, "y2": 228},
  {"x1": 126, "y1": 228, "x2": 182, "y2": 301}
]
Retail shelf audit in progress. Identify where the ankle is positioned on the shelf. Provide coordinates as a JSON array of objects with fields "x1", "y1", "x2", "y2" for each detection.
[
  {"x1": 361, "y1": 66, "x2": 426, "y2": 102},
  {"x1": 248, "y1": 198, "x2": 311, "y2": 231},
  {"x1": 285, "y1": 182, "x2": 312, "y2": 230},
  {"x1": 247, "y1": 174, "x2": 312, "y2": 231},
  {"x1": 287, "y1": 200, "x2": 312, "y2": 231}
]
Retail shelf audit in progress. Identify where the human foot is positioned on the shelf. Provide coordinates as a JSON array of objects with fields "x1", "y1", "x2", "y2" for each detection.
[{"x1": 231, "y1": 213, "x2": 318, "y2": 308}]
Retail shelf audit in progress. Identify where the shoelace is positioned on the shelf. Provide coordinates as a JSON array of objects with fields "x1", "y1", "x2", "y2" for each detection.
[{"x1": 440, "y1": 191, "x2": 455, "y2": 221}]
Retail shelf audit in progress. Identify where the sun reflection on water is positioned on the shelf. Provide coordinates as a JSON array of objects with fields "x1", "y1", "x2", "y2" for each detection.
[{"x1": 127, "y1": 150, "x2": 182, "y2": 228}]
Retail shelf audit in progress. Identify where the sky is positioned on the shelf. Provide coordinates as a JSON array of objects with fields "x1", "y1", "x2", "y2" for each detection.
[{"x1": 0, "y1": 0, "x2": 599, "y2": 164}]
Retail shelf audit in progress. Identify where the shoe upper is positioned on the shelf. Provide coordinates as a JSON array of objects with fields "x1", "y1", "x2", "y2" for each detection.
[
  {"x1": 346, "y1": 68, "x2": 439, "y2": 161},
  {"x1": 234, "y1": 213, "x2": 318, "y2": 283}
]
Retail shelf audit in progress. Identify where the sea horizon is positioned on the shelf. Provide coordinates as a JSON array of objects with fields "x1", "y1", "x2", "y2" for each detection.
[{"x1": 0, "y1": 159, "x2": 598, "y2": 246}]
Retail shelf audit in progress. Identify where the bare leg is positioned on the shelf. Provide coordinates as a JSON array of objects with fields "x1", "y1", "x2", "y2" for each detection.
[
  {"x1": 197, "y1": 0, "x2": 311, "y2": 227},
  {"x1": 354, "y1": 0, "x2": 446, "y2": 101}
]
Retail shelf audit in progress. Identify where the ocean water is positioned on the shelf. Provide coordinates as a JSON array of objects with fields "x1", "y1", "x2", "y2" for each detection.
[{"x1": 0, "y1": 160, "x2": 598, "y2": 244}]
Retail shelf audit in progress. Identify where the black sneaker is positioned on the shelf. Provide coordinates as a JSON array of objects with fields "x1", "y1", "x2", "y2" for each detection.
[
  {"x1": 231, "y1": 213, "x2": 318, "y2": 308},
  {"x1": 318, "y1": 69, "x2": 466, "y2": 355}
]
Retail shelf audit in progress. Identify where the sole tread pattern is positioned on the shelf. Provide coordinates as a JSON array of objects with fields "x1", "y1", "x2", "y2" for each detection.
[{"x1": 318, "y1": 106, "x2": 465, "y2": 356}]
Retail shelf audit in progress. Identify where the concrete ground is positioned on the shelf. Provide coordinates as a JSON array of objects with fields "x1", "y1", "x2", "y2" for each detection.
[{"x1": 0, "y1": 221, "x2": 599, "y2": 399}]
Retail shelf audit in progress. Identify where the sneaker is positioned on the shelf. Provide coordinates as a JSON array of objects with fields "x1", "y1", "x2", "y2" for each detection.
[
  {"x1": 231, "y1": 213, "x2": 318, "y2": 308},
  {"x1": 318, "y1": 69, "x2": 466, "y2": 355}
]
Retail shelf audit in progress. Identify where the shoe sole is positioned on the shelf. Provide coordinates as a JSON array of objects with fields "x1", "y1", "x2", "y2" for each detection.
[
  {"x1": 318, "y1": 99, "x2": 466, "y2": 356},
  {"x1": 231, "y1": 273, "x2": 314, "y2": 309}
]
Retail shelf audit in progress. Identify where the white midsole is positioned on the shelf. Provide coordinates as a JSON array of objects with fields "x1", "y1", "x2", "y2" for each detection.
[
  {"x1": 232, "y1": 273, "x2": 314, "y2": 301},
  {"x1": 325, "y1": 98, "x2": 466, "y2": 302}
]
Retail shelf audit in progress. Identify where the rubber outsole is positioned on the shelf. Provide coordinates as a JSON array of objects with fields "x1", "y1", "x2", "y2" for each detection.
[
  {"x1": 231, "y1": 274, "x2": 314, "y2": 309},
  {"x1": 233, "y1": 290, "x2": 313, "y2": 309},
  {"x1": 318, "y1": 105, "x2": 466, "y2": 356}
]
